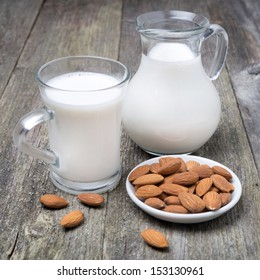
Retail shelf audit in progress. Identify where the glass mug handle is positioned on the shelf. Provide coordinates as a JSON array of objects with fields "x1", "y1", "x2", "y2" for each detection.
[
  {"x1": 202, "y1": 24, "x2": 228, "y2": 80},
  {"x1": 13, "y1": 108, "x2": 57, "y2": 165}
]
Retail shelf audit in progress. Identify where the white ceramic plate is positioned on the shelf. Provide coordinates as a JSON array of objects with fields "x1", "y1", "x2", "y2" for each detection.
[{"x1": 126, "y1": 155, "x2": 242, "y2": 224}]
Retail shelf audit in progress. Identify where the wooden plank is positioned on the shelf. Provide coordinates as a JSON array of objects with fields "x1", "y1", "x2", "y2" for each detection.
[
  {"x1": 0, "y1": 0, "x2": 44, "y2": 98},
  {"x1": 0, "y1": 0, "x2": 123, "y2": 259},
  {"x1": 207, "y1": 0, "x2": 260, "y2": 173}
]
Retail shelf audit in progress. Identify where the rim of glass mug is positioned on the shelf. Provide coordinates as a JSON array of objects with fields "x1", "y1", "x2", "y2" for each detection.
[
  {"x1": 136, "y1": 10, "x2": 210, "y2": 38},
  {"x1": 36, "y1": 55, "x2": 131, "y2": 92}
]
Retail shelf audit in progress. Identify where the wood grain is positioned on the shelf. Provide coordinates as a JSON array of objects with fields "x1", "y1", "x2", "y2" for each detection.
[
  {"x1": 209, "y1": 0, "x2": 260, "y2": 173},
  {"x1": 0, "y1": 0, "x2": 260, "y2": 260},
  {"x1": 0, "y1": 0, "x2": 44, "y2": 98}
]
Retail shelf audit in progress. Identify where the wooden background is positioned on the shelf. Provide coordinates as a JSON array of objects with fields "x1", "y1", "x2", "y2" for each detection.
[{"x1": 0, "y1": 0, "x2": 259, "y2": 259}]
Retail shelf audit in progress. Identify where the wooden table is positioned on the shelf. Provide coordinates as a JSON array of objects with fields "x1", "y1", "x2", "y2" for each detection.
[{"x1": 0, "y1": 0, "x2": 259, "y2": 260}]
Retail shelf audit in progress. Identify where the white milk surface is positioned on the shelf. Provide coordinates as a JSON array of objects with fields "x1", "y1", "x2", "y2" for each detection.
[
  {"x1": 43, "y1": 72, "x2": 123, "y2": 182},
  {"x1": 123, "y1": 43, "x2": 221, "y2": 154}
]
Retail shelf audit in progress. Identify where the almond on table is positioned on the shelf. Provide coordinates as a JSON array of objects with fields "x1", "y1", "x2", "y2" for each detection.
[
  {"x1": 60, "y1": 210, "x2": 84, "y2": 229},
  {"x1": 141, "y1": 228, "x2": 169, "y2": 249},
  {"x1": 77, "y1": 193, "x2": 105, "y2": 207},
  {"x1": 40, "y1": 194, "x2": 68, "y2": 209}
]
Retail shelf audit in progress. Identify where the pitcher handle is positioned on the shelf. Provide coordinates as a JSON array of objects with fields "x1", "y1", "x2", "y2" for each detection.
[
  {"x1": 13, "y1": 108, "x2": 57, "y2": 165},
  {"x1": 202, "y1": 24, "x2": 228, "y2": 80}
]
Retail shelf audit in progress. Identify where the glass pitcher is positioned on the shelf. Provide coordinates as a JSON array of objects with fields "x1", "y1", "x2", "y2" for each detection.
[{"x1": 123, "y1": 10, "x2": 228, "y2": 155}]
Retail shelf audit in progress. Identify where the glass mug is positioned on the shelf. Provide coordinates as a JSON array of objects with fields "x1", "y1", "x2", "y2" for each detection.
[
  {"x1": 13, "y1": 56, "x2": 130, "y2": 194},
  {"x1": 123, "y1": 10, "x2": 228, "y2": 155}
]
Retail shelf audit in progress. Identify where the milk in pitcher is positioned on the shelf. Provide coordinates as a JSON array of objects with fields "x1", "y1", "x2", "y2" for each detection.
[
  {"x1": 43, "y1": 72, "x2": 123, "y2": 182},
  {"x1": 123, "y1": 43, "x2": 221, "y2": 154}
]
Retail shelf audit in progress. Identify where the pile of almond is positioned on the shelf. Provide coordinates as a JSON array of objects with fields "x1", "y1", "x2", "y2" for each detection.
[{"x1": 129, "y1": 157, "x2": 234, "y2": 214}]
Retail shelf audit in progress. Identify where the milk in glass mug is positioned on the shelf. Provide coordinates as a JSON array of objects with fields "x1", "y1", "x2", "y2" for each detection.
[{"x1": 13, "y1": 56, "x2": 130, "y2": 194}]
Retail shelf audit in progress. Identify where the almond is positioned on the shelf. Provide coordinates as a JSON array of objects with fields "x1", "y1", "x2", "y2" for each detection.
[
  {"x1": 132, "y1": 174, "x2": 164, "y2": 186},
  {"x1": 159, "y1": 183, "x2": 189, "y2": 195},
  {"x1": 164, "y1": 196, "x2": 181, "y2": 205},
  {"x1": 128, "y1": 165, "x2": 150, "y2": 182},
  {"x1": 144, "y1": 197, "x2": 165, "y2": 209},
  {"x1": 159, "y1": 157, "x2": 177, "y2": 165},
  {"x1": 176, "y1": 158, "x2": 187, "y2": 173},
  {"x1": 60, "y1": 210, "x2": 84, "y2": 228},
  {"x1": 196, "y1": 178, "x2": 213, "y2": 197},
  {"x1": 211, "y1": 174, "x2": 234, "y2": 192},
  {"x1": 149, "y1": 163, "x2": 161, "y2": 174},
  {"x1": 186, "y1": 160, "x2": 200, "y2": 170},
  {"x1": 157, "y1": 192, "x2": 169, "y2": 201},
  {"x1": 163, "y1": 173, "x2": 177, "y2": 184},
  {"x1": 163, "y1": 204, "x2": 189, "y2": 214},
  {"x1": 229, "y1": 183, "x2": 235, "y2": 192},
  {"x1": 219, "y1": 192, "x2": 232, "y2": 207},
  {"x1": 188, "y1": 183, "x2": 197, "y2": 194},
  {"x1": 203, "y1": 191, "x2": 222, "y2": 211},
  {"x1": 39, "y1": 194, "x2": 68, "y2": 209},
  {"x1": 141, "y1": 228, "x2": 169, "y2": 248},
  {"x1": 210, "y1": 186, "x2": 219, "y2": 192},
  {"x1": 167, "y1": 171, "x2": 199, "y2": 185},
  {"x1": 157, "y1": 160, "x2": 181, "y2": 176},
  {"x1": 178, "y1": 192, "x2": 205, "y2": 213},
  {"x1": 212, "y1": 165, "x2": 233, "y2": 180},
  {"x1": 135, "y1": 185, "x2": 162, "y2": 200},
  {"x1": 191, "y1": 164, "x2": 214, "y2": 178},
  {"x1": 77, "y1": 193, "x2": 104, "y2": 207}
]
